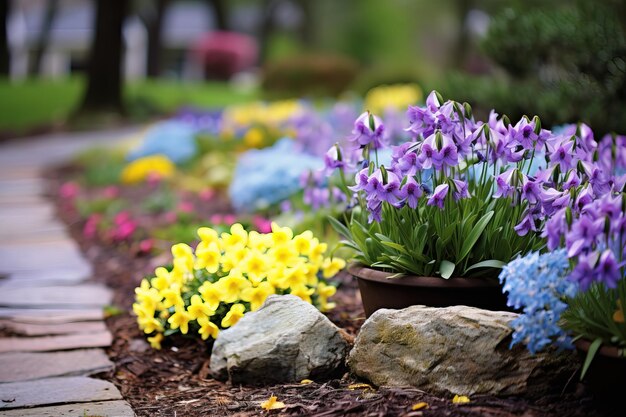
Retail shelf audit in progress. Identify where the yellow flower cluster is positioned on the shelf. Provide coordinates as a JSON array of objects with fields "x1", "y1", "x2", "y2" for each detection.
[
  {"x1": 120, "y1": 154, "x2": 175, "y2": 184},
  {"x1": 364, "y1": 84, "x2": 423, "y2": 115},
  {"x1": 133, "y1": 223, "x2": 344, "y2": 349}
]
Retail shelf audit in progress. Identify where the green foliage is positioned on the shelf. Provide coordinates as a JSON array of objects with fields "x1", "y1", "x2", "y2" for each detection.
[
  {"x1": 73, "y1": 148, "x2": 127, "y2": 187},
  {"x1": 141, "y1": 188, "x2": 176, "y2": 214},
  {"x1": 76, "y1": 197, "x2": 125, "y2": 218},
  {"x1": 562, "y1": 280, "x2": 626, "y2": 352},
  {"x1": 471, "y1": 1, "x2": 626, "y2": 134}
]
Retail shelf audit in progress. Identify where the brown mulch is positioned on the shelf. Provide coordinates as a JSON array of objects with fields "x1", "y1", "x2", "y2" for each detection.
[{"x1": 46, "y1": 167, "x2": 622, "y2": 417}]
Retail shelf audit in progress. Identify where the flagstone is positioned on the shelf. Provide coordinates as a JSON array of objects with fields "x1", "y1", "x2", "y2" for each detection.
[
  {"x1": 0, "y1": 349, "x2": 113, "y2": 382},
  {"x1": 0, "y1": 401, "x2": 135, "y2": 417},
  {"x1": 0, "y1": 320, "x2": 107, "y2": 336},
  {"x1": 0, "y1": 268, "x2": 90, "y2": 288},
  {"x1": 0, "y1": 376, "x2": 122, "y2": 409},
  {"x1": 0, "y1": 178, "x2": 46, "y2": 197},
  {"x1": 0, "y1": 241, "x2": 89, "y2": 272},
  {"x1": 0, "y1": 331, "x2": 112, "y2": 353},
  {"x1": 0, "y1": 285, "x2": 112, "y2": 308},
  {"x1": 0, "y1": 308, "x2": 103, "y2": 324}
]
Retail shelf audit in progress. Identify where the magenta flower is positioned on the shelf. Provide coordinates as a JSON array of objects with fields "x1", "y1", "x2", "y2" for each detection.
[
  {"x1": 60, "y1": 182, "x2": 79, "y2": 199},
  {"x1": 427, "y1": 184, "x2": 449, "y2": 209}
]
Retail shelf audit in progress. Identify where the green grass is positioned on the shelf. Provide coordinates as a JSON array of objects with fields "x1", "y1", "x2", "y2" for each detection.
[{"x1": 0, "y1": 77, "x2": 259, "y2": 134}]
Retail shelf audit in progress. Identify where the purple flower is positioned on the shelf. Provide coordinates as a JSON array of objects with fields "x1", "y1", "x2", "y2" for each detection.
[
  {"x1": 543, "y1": 208, "x2": 566, "y2": 250},
  {"x1": 520, "y1": 175, "x2": 543, "y2": 205},
  {"x1": 375, "y1": 170, "x2": 403, "y2": 204},
  {"x1": 324, "y1": 144, "x2": 344, "y2": 173},
  {"x1": 514, "y1": 211, "x2": 537, "y2": 236},
  {"x1": 348, "y1": 111, "x2": 385, "y2": 149},
  {"x1": 366, "y1": 198, "x2": 382, "y2": 223},
  {"x1": 349, "y1": 167, "x2": 370, "y2": 192},
  {"x1": 563, "y1": 171, "x2": 581, "y2": 190},
  {"x1": 452, "y1": 179, "x2": 470, "y2": 201},
  {"x1": 510, "y1": 118, "x2": 538, "y2": 150},
  {"x1": 427, "y1": 184, "x2": 449, "y2": 209},
  {"x1": 548, "y1": 138, "x2": 575, "y2": 171},
  {"x1": 568, "y1": 252, "x2": 597, "y2": 290},
  {"x1": 418, "y1": 132, "x2": 458, "y2": 170},
  {"x1": 596, "y1": 249, "x2": 622, "y2": 288},
  {"x1": 494, "y1": 168, "x2": 517, "y2": 198},
  {"x1": 566, "y1": 215, "x2": 604, "y2": 257},
  {"x1": 398, "y1": 176, "x2": 422, "y2": 209}
]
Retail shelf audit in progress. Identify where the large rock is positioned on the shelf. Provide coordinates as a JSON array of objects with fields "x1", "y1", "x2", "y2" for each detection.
[
  {"x1": 210, "y1": 295, "x2": 350, "y2": 384},
  {"x1": 349, "y1": 305, "x2": 578, "y2": 396}
]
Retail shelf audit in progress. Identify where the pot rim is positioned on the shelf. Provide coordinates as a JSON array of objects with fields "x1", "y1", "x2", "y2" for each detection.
[
  {"x1": 348, "y1": 262, "x2": 501, "y2": 289},
  {"x1": 574, "y1": 338, "x2": 625, "y2": 359}
]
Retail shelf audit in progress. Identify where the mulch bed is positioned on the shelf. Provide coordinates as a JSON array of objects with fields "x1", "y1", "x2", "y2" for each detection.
[{"x1": 46, "y1": 166, "x2": 621, "y2": 417}]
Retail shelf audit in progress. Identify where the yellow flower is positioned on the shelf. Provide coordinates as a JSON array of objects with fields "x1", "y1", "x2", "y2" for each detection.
[
  {"x1": 293, "y1": 230, "x2": 314, "y2": 255},
  {"x1": 260, "y1": 395, "x2": 285, "y2": 411},
  {"x1": 271, "y1": 222, "x2": 293, "y2": 246},
  {"x1": 270, "y1": 243, "x2": 299, "y2": 267},
  {"x1": 364, "y1": 84, "x2": 422, "y2": 114},
  {"x1": 199, "y1": 281, "x2": 222, "y2": 310},
  {"x1": 289, "y1": 285, "x2": 315, "y2": 303},
  {"x1": 243, "y1": 127, "x2": 264, "y2": 148},
  {"x1": 221, "y1": 303, "x2": 246, "y2": 328},
  {"x1": 279, "y1": 264, "x2": 308, "y2": 289},
  {"x1": 322, "y1": 257, "x2": 346, "y2": 278},
  {"x1": 134, "y1": 279, "x2": 162, "y2": 311},
  {"x1": 218, "y1": 270, "x2": 252, "y2": 303},
  {"x1": 187, "y1": 294, "x2": 215, "y2": 320},
  {"x1": 221, "y1": 223, "x2": 248, "y2": 249},
  {"x1": 195, "y1": 241, "x2": 221, "y2": 273},
  {"x1": 241, "y1": 281, "x2": 275, "y2": 311},
  {"x1": 247, "y1": 230, "x2": 270, "y2": 251},
  {"x1": 308, "y1": 239, "x2": 328, "y2": 263},
  {"x1": 160, "y1": 286, "x2": 184, "y2": 309},
  {"x1": 147, "y1": 332, "x2": 164, "y2": 349},
  {"x1": 266, "y1": 266, "x2": 286, "y2": 288},
  {"x1": 197, "y1": 227, "x2": 220, "y2": 247},
  {"x1": 150, "y1": 267, "x2": 171, "y2": 291},
  {"x1": 137, "y1": 316, "x2": 163, "y2": 334},
  {"x1": 168, "y1": 308, "x2": 192, "y2": 334},
  {"x1": 243, "y1": 251, "x2": 268, "y2": 284},
  {"x1": 452, "y1": 395, "x2": 470, "y2": 404},
  {"x1": 197, "y1": 316, "x2": 219, "y2": 340},
  {"x1": 316, "y1": 282, "x2": 337, "y2": 312},
  {"x1": 411, "y1": 402, "x2": 428, "y2": 411},
  {"x1": 120, "y1": 154, "x2": 175, "y2": 184}
]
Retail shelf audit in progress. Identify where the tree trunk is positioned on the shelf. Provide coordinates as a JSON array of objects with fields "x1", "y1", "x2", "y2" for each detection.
[
  {"x1": 30, "y1": 0, "x2": 58, "y2": 76},
  {"x1": 452, "y1": 0, "x2": 472, "y2": 70},
  {"x1": 144, "y1": 0, "x2": 169, "y2": 78},
  {"x1": 207, "y1": 0, "x2": 228, "y2": 31},
  {"x1": 80, "y1": 0, "x2": 128, "y2": 113},
  {"x1": 259, "y1": 0, "x2": 278, "y2": 62},
  {"x1": 0, "y1": 0, "x2": 10, "y2": 76}
]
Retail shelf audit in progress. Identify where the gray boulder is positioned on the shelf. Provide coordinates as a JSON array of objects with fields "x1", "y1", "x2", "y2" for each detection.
[
  {"x1": 348, "y1": 305, "x2": 578, "y2": 396},
  {"x1": 210, "y1": 295, "x2": 350, "y2": 384}
]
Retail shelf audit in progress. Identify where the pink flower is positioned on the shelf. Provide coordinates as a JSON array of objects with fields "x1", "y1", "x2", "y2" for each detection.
[
  {"x1": 164, "y1": 211, "x2": 178, "y2": 224},
  {"x1": 199, "y1": 188, "x2": 215, "y2": 201},
  {"x1": 138, "y1": 239, "x2": 154, "y2": 254},
  {"x1": 114, "y1": 211, "x2": 132, "y2": 225},
  {"x1": 253, "y1": 216, "x2": 272, "y2": 233},
  {"x1": 83, "y1": 214, "x2": 101, "y2": 239},
  {"x1": 209, "y1": 214, "x2": 223, "y2": 224},
  {"x1": 177, "y1": 201, "x2": 194, "y2": 213},
  {"x1": 60, "y1": 182, "x2": 79, "y2": 199},
  {"x1": 102, "y1": 186, "x2": 119, "y2": 199},
  {"x1": 113, "y1": 221, "x2": 136, "y2": 241},
  {"x1": 223, "y1": 214, "x2": 236, "y2": 225},
  {"x1": 146, "y1": 172, "x2": 163, "y2": 187}
]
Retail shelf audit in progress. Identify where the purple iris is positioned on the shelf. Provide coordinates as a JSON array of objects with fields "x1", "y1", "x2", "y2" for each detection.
[
  {"x1": 514, "y1": 211, "x2": 537, "y2": 236},
  {"x1": 419, "y1": 132, "x2": 458, "y2": 170},
  {"x1": 494, "y1": 168, "x2": 517, "y2": 199},
  {"x1": 324, "y1": 144, "x2": 344, "y2": 173},
  {"x1": 596, "y1": 250, "x2": 622, "y2": 288},
  {"x1": 520, "y1": 175, "x2": 543, "y2": 205},
  {"x1": 348, "y1": 111, "x2": 385, "y2": 149},
  {"x1": 566, "y1": 215, "x2": 604, "y2": 257},
  {"x1": 452, "y1": 179, "x2": 470, "y2": 201},
  {"x1": 398, "y1": 177, "x2": 422, "y2": 209},
  {"x1": 568, "y1": 253, "x2": 597, "y2": 290},
  {"x1": 511, "y1": 119, "x2": 538, "y2": 150},
  {"x1": 427, "y1": 184, "x2": 449, "y2": 209},
  {"x1": 548, "y1": 138, "x2": 575, "y2": 171},
  {"x1": 543, "y1": 208, "x2": 566, "y2": 250},
  {"x1": 375, "y1": 170, "x2": 403, "y2": 204}
]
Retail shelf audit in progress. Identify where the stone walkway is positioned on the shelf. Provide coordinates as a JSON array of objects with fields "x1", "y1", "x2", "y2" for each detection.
[{"x1": 0, "y1": 128, "x2": 142, "y2": 416}]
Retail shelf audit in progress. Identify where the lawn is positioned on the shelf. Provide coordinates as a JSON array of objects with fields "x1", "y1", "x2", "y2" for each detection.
[{"x1": 0, "y1": 77, "x2": 259, "y2": 134}]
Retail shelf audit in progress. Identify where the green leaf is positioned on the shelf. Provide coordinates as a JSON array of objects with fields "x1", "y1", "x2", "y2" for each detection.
[
  {"x1": 440, "y1": 260, "x2": 455, "y2": 279},
  {"x1": 464, "y1": 259, "x2": 506, "y2": 274},
  {"x1": 380, "y1": 240, "x2": 409, "y2": 254},
  {"x1": 327, "y1": 215, "x2": 351, "y2": 239},
  {"x1": 164, "y1": 328, "x2": 179, "y2": 337},
  {"x1": 459, "y1": 211, "x2": 495, "y2": 261},
  {"x1": 581, "y1": 338, "x2": 603, "y2": 380}
]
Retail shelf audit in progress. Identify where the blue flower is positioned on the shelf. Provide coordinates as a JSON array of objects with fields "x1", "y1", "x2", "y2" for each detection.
[
  {"x1": 229, "y1": 138, "x2": 323, "y2": 212},
  {"x1": 499, "y1": 249, "x2": 576, "y2": 354},
  {"x1": 128, "y1": 121, "x2": 198, "y2": 164}
]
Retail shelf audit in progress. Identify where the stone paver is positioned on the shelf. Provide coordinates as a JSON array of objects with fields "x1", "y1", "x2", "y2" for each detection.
[
  {"x1": 0, "y1": 349, "x2": 113, "y2": 382},
  {"x1": 0, "y1": 331, "x2": 112, "y2": 353},
  {"x1": 0, "y1": 308, "x2": 103, "y2": 324},
  {"x1": 0, "y1": 285, "x2": 112, "y2": 308},
  {"x1": 0, "y1": 320, "x2": 107, "y2": 336},
  {"x1": 0, "y1": 400, "x2": 135, "y2": 417},
  {"x1": 0, "y1": 127, "x2": 140, "y2": 415},
  {"x1": 0, "y1": 376, "x2": 122, "y2": 409}
]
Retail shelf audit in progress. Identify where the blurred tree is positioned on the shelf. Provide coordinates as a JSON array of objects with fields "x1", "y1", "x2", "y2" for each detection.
[
  {"x1": 30, "y1": 0, "x2": 59, "y2": 76},
  {"x1": 0, "y1": 0, "x2": 9, "y2": 76},
  {"x1": 138, "y1": 0, "x2": 170, "y2": 78},
  {"x1": 206, "y1": 0, "x2": 228, "y2": 31},
  {"x1": 80, "y1": 0, "x2": 128, "y2": 113}
]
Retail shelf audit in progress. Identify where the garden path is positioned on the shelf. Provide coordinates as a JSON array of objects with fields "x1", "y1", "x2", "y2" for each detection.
[{"x1": 0, "y1": 128, "x2": 143, "y2": 416}]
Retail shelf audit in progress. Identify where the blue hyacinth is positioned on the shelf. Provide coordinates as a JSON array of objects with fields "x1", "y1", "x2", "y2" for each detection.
[
  {"x1": 499, "y1": 249, "x2": 577, "y2": 354},
  {"x1": 128, "y1": 121, "x2": 198, "y2": 164},
  {"x1": 229, "y1": 138, "x2": 323, "y2": 212}
]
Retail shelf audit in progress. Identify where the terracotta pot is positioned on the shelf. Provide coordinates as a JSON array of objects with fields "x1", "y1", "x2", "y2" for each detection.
[
  {"x1": 575, "y1": 339, "x2": 626, "y2": 400},
  {"x1": 348, "y1": 263, "x2": 510, "y2": 317}
]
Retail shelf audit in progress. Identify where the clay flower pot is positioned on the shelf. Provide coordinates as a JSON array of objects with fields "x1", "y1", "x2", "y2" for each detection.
[
  {"x1": 574, "y1": 339, "x2": 626, "y2": 401},
  {"x1": 348, "y1": 263, "x2": 510, "y2": 317}
]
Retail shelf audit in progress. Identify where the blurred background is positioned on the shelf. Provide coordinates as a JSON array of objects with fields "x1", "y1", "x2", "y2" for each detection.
[{"x1": 0, "y1": 0, "x2": 625, "y2": 139}]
